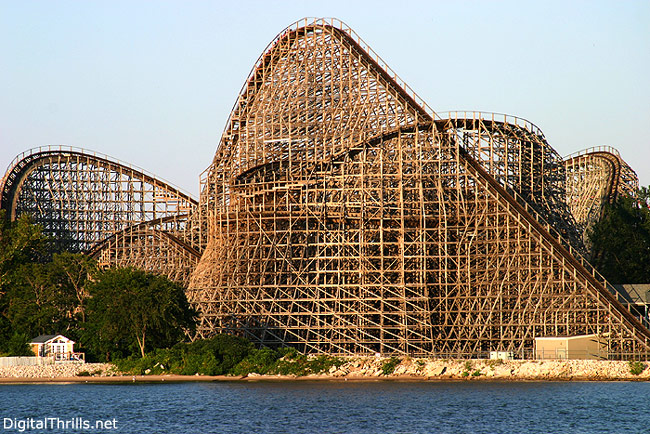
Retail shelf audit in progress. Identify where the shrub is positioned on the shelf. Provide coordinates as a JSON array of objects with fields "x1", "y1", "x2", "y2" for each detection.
[
  {"x1": 487, "y1": 359, "x2": 504, "y2": 371},
  {"x1": 381, "y1": 357, "x2": 401, "y2": 376},
  {"x1": 306, "y1": 354, "x2": 344, "y2": 374},
  {"x1": 231, "y1": 347, "x2": 281, "y2": 376},
  {"x1": 461, "y1": 360, "x2": 473, "y2": 377},
  {"x1": 6, "y1": 332, "x2": 33, "y2": 357},
  {"x1": 113, "y1": 334, "x2": 344, "y2": 377},
  {"x1": 629, "y1": 360, "x2": 646, "y2": 376}
]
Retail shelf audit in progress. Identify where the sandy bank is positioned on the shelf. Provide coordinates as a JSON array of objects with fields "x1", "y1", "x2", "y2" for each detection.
[{"x1": 1, "y1": 358, "x2": 649, "y2": 383}]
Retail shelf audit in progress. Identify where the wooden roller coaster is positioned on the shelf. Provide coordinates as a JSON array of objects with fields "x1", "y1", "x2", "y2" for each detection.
[{"x1": 1, "y1": 18, "x2": 647, "y2": 359}]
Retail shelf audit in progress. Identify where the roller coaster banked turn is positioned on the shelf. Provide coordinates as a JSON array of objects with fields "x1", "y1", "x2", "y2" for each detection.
[{"x1": 1, "y1": 18, "x2": 646, "y2": 359}]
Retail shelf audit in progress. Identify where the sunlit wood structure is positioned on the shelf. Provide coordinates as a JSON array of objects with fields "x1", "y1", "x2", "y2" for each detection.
[
  {"x1": 564, "y1": 146, "x2": 638, "y2": 240},
  {"x1": 2, "y1": 18, "x2": 648, "y2": 359},
  {"x1": 0, "y1": 146, "x2": 199, "y2": 283},
  {"x1": 185, "y1": 19, "x2": 649, "y2": 358}
]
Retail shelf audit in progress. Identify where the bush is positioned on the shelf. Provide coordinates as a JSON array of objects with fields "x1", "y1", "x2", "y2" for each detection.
[
  {"x1": 231, "y1": 347, "x2": 280, "y2": 376},
  {"x1": 307, "y1": 354, "x2": 344, "y2": 374},
  {"x1": 381, "y1": 357, "x2": 401, "y2": 376},
  {"x1": 461, "y1": 360, "x2": 474, "y2": 377},
  {"x1": 629, "y1": 360, "x2": 646, "y2": 376},
  {"x1": 112, "y1": 334, "x2": 346, "y2": 377},
  {"x1": 487, "y1": 359, "x2": 504, "y2": 370},
  {"x1": 112, "y1": 335, "x2": 253, "y2": 376}
]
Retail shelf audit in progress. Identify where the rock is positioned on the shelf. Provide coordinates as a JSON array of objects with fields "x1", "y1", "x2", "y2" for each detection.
[{"x1": 429, "y1": 366, "x2": 446, "y2": 376}]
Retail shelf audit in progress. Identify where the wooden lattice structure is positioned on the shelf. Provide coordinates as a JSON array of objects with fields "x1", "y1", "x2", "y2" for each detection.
[
  {"x1": 438, "y1": 111, "x2": 583, "y2": 252},
  {"x1": 2, "y1": 18, "x2": 649, "y2": 359},
  {"x1": 0, "y1": 146, "x2": 198, "y2": 283},
  {"x1": 87, "y1": 216, "x2": 201, "y2": 284},
  {"x1": 564, "y1": 146, "x2": 639, "y2": 238},
  {"x1": 186, "y1": 19, "x2": 650, "y2": 358}
]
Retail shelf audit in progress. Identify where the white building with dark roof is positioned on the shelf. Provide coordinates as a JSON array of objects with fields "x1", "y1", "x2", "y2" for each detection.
[{"x1": 30, "y1": 335, "x2": 83, "y2": 362}]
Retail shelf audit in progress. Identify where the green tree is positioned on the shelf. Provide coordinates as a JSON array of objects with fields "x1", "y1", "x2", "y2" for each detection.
[
  {"x1": 49, "y1": 252, "x2": 96, "y2": 323},
  {"x1": 0, "y1": 211, "x2": 48, "y2": 351},
  {"x1": 5, "y1": 253, "x2": 96, "y2": 340},
  {"x1": 84, "y1": 267, "x2": 197, "y2": 360},
  {"x1": 589, "y1": 189, "x2": 650, "y2": 283},
  {"x1": 6, "y1": 262, "x2": 69, "y2": 336},
  {"x1": 0, "y1": 211, "x2": 47, "y2": 279},
  {"x1": 5, "y1": 331, "x2": 33, "y2": 356}
]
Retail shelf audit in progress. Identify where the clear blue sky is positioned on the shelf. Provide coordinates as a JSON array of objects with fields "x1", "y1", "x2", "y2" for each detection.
[{"x1": 2, "y1": 0, "x2": 649, "y2": 196}]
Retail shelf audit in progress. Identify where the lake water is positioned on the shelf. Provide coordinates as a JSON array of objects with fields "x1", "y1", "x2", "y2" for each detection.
[{"x1": 1, "y1": 380, "x2": 648, "y2": 433}]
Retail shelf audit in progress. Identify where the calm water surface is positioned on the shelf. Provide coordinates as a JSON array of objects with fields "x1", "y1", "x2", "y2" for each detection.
[{"x1": 1, "y1": 381, "x2": 648, "y2": 433}]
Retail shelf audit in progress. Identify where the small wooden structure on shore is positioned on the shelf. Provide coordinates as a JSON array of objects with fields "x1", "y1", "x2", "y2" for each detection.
[{"x1": 30, "y1": 334, "x2": 84, "y2": 362}]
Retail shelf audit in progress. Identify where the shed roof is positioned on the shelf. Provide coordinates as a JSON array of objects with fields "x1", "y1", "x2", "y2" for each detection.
[{"x1": 535, "y1": 334, "x2": 601, "y2": 341}]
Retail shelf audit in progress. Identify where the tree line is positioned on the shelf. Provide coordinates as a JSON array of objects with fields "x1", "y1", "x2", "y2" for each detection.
[{"x1": 0, "y1": 210, "x2": 196, "y2": 360}]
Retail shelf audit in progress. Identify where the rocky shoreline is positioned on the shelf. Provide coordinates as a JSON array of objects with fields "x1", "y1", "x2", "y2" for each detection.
[
  {"x1": 313, "y1": 357, "x2": 650, "y2": 381},
  {"x1": 0, "y1": 358, "x2": 649, "y2": 382}
]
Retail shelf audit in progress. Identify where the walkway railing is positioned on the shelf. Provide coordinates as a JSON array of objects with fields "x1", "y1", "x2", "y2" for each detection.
[
  {"x1": 563, "y1": 145, "x2": 622, "y2": 161},
  {"x1": 437, "y1": 110, "x2": 545, "y2": 138}
]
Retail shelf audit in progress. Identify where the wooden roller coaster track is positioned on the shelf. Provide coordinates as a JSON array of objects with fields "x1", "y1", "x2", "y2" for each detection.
[{"x1": 1, "y1": 18, "x2": 647, "y2": 359}]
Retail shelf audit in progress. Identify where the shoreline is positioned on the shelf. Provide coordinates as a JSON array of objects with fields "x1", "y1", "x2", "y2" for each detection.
[
  {"x1": 0, "y1": 373, "x2": 648, "y2": 384},
  {"x1": 1, "y1": 358, "x2": 649, "y2": 384}
]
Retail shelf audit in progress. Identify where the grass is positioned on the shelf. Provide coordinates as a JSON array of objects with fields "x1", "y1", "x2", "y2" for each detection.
[
  {"x1": 487, "y1": 359, "x2": 504, "y2": 370},
  {"x1": 461, "y1": 360, "x2": 473, "y2": 377}
]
